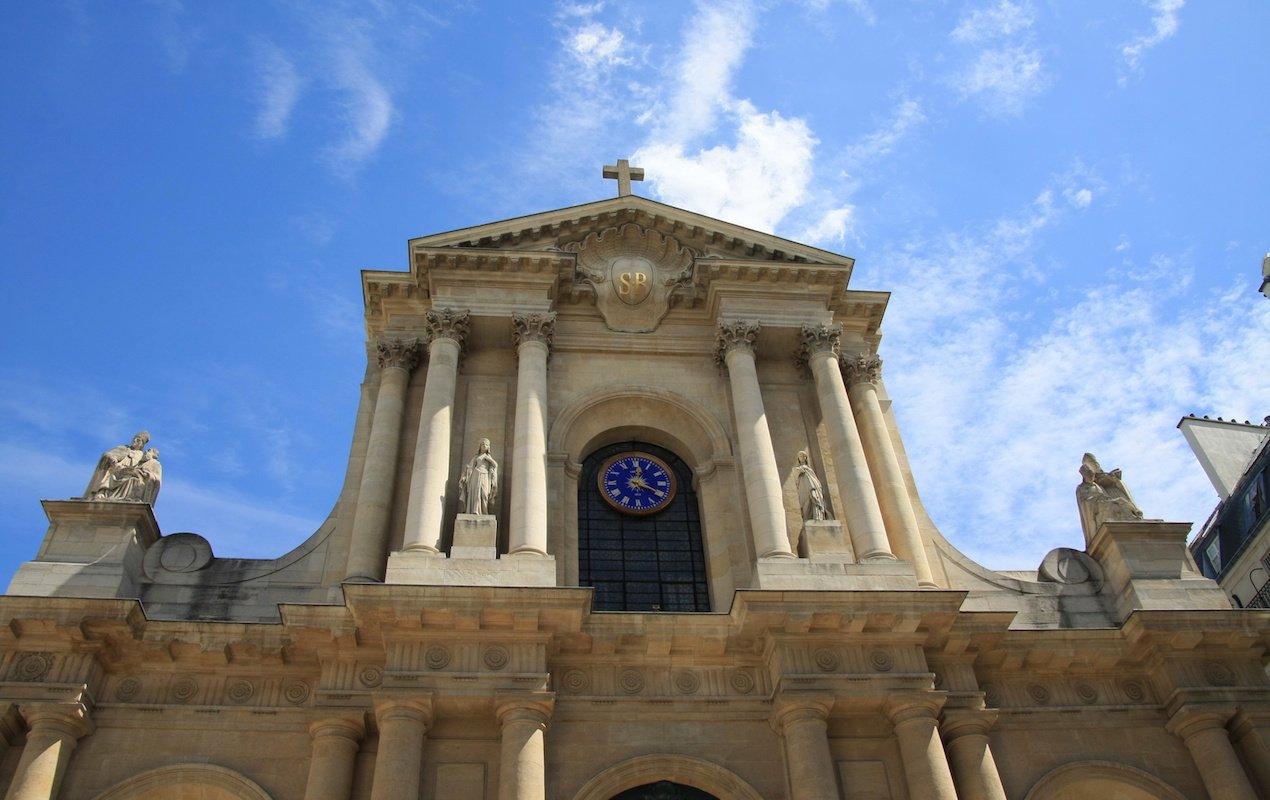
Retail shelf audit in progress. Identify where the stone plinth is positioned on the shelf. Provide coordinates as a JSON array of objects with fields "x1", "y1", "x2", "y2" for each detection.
[
  {"x1": 385, "y1": 550, "x2": 556, "y2": 587},
  {"x1": 1087, "y1": 520, "x2": 1231, "y2": 621},
  {"x1": 754, "y1": 557, "x2": 919, "y2": 590},
  {"x1": 451, "y1": 514, "x2": 498, "y2": 559},
  {"x1": 800, "y1": 520, "x2": 853, "y2": 562},
  {"x1": 6, "y1": 500, "x2": 159, "y2": 599}
]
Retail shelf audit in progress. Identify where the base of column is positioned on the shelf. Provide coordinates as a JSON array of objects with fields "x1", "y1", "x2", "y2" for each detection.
[
  {"x1": 386, "y1": 550, "x2": 556, "y2": 587},
  {"x1": 754, "y1": 557, "x2": 919, "y2": 590}
]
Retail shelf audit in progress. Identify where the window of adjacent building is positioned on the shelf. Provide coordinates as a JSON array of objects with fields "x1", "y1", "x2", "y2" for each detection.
[{"x1": 578, "y1": 441, "x2": 709, "y2": 612}]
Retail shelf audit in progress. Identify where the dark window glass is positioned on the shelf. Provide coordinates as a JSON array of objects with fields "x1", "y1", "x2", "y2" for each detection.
[{"x1": 578, "y1": 441, "x2": 710, "y2": 612}]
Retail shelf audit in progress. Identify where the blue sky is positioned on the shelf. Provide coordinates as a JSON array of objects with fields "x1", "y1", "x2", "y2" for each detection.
[{"x1": 1, "y1": 0, "x2": 1267, "y2": 584}]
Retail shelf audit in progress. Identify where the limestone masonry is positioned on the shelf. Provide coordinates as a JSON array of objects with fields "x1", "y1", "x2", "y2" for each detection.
[{"x1": 1, "y1": 182, "x2": 1267, "y2": 799}]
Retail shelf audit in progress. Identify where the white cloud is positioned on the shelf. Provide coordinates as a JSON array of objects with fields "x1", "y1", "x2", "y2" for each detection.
[
  {"x1": 948, "y1": 2, "x2": 1046, "y2": 116},
  {"x1": 324, "y1": 45, "x2": 394, "y2": 174},
  {"x1": 797, "y1": 206, "x2": 856, "y2": 245},
  {"x1": 252, "y1": 42, "x2": 302, "y2": 140},
  {"x1": 1120, "y1": 0, "x2": 1184, "y2": 83},
  {"x1": 842, "y1": 99, "x2": 926, "y2": 170},
  {"x1": 654, "y1": 0, "x2": 756, "y2": 146},
  {"x1": 636, "y1": 100, "x2": 817, "y2": 233},
  {"x1": 1065, "y1": 187, "x2": 1093, "y2": 208},
  {"x1": 569, "y1": 22, "x2": 629, "y2": 69},
  {"x1": 953, "y1": 45, "x2": 1045, "y2": 115},
  {"x1": 951, "y1": 0, "x2": 1033, "y2": 43},
  {"x1": 800, "y1": 0, "x2": 876, "y2": 25},
  {"x1": 873, "y1": 183, "x2": 1270, "y2": 570}
]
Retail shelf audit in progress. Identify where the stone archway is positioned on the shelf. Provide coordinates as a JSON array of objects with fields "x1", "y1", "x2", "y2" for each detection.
[
  {"x1": 547, "y1": 385, "x2": 744, "y2": 604},
  {"x1": 571, "y1": 754, "x2": 763, "y2": 800},
  {"x1": 94, "y1": 763, "x2": 272, "y2": 800},
  {"x1": 1024, "y1": 760, "x2": 1187, "y2": 800}
]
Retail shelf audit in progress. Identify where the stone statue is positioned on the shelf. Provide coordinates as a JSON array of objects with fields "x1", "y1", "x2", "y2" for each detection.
[
  {"x1": 458, "y1": 438, "x2": 498, "y2": 516},
  {"x1": 1076, "y1": 452, "x2": 1142, "y2": 540},
  {"x1": 794, "y1": 450, "x2": 828, "y2": 522},
  {"x1": 85, "y1": 432, "x2": 163, "y2": 504}
]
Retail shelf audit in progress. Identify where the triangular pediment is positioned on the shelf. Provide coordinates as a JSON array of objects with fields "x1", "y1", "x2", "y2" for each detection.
[{"x1": 408, "y1": 195, "x2": 854, "y2": 268}]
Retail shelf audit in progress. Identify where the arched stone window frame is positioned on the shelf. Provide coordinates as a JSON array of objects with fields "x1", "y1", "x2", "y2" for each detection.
[
  {"x1": 571, "y1": 754, "x2": 764, "y2": 800},
  {"x1": 94, "y1": 763, "x2": 272, "y2": 800},
  {"x1": 548, "y1": 385, "x2": 743, "y2": 608},
  {"x1": 1023, "y1": 760, "x2": 1187, "y2": 800}
]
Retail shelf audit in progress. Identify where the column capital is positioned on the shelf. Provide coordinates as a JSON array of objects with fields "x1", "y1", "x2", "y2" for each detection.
[
  {"x1": 771, "y1": 695, "x2": 834, "y2": 733},
  {"x1": 18, "y1": 701, "x2": 93, "y2": 741},
  {"x1": 375, "y1": 336, "x2": 422, "y2": 373},
  {"x1": 1166, "y1": 703, "x2": 1237, "y2": 740},
  {"x1": 495, "y1": 691, "x2": 556, "y2": 729},
  {"x1": 373, "y1": 697, "x2": 434, "y2": 730},
  {"x1": 796, "y1": 323, "x2": 843, "y2": 368},
  {"x1": 841, "y1": 353, "x2": 883, "y2": 386},
  {"x1": 425, "y1": 307, "x2": 471, "y2": 349},
  {"x1": 885, "y1": 694, "x2": 946, "y2": 726},
  {"x1": 714, "y1": 320, "x2": 761, "y2": 366},
  {"x1": 940, "y1": 708, "x2": 999, "y2": 741},
  {"x1": 512, "y1": 311, "x2": 557, "y2": 351},
  {"x1": 310, "y1": 713, "x2": 367, "y2": 743}
]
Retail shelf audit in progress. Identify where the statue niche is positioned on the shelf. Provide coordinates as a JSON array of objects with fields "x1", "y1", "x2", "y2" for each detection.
[{"x1": 565, "y1": 223, "x2": 694, "y2": 333}]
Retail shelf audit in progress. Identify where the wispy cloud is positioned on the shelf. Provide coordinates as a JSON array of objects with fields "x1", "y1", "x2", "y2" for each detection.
[
  {"x1": 948, "y1": 1, "x2": 1047, "y2": 116},
  {"x1": 147, "y1": 0, "x2": 199, "y2": 73},
  {"x1": 875, "y1": 177, "x2": 1269, "y2": 569},
  {"x1": 251, "y1": 41, "x2": 302, "y2": 140},
  {"x1": 324, "y1": 42, "x2": 394, "y2": 174},
  {"x1": 842, "y1": 99, "x2": 926, "y2": 171},
  {"x1": 1119, "y1": 0, "x2": 1184, "y2": 85}
]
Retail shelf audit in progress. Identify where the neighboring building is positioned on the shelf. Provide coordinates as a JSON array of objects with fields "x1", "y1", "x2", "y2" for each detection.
[
  {"x1": 2, "y1": 176, "x2": 1268, "y2": 800},
  {"x1": 1184, "y1": 415, "x2": 1270, "y2": 608}
]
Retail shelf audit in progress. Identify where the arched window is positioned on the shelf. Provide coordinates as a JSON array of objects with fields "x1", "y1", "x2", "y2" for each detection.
[
  {"x1": 579, "y1": 442, "x2": 709, "y2": 612},
  {"x1": 611, "y1": 782, "x2": 720, "y2": 800}
]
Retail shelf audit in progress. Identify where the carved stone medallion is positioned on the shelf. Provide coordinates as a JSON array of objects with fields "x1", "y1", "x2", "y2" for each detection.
[{"x1": 565, "y1": 223, "x2": 694, "y2": 333}]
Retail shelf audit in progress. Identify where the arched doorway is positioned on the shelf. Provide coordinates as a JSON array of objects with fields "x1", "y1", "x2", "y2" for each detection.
[
  {"x1": 611, "y1": 781, "x2": 719, "y2": 799},
  {"x1": 579, "y1": 441, "x2": 709, "y2": 611}
]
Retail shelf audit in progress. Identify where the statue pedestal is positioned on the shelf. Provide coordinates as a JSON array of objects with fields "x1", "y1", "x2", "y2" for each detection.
[
  {"x1": 385, "y1": 515, "x2": 556, "y2": 587},
  {"x1": 801, "y1": 520, "x2": 854, "y2": 561},
  {"x1": 7, "y1": 499, "x2": 159, "y2": 599},
  {"x1": 754, "y1": 557, "x2": 919, "y2": 591},
  {"x1": 450, "y1": 514, "x2": 498, "y2": 559},
  {"x1": 1087, "y1": 520, "x2": 1230, "y2": 621}
]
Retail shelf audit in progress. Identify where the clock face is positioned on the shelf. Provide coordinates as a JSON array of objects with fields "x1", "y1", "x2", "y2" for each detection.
[{"x1": 598, "y1": 452, "x2": 677, "y2": 515}]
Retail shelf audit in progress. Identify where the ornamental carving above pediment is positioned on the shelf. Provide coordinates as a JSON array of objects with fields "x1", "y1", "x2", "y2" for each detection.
[{"x1": 564, "y1": 223, "x2": 695, "y2": 332}]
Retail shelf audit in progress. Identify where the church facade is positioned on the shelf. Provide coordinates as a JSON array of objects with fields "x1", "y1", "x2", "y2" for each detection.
[{"x1": 2, "y1": 180, "x2": 1268, "y2": 799}]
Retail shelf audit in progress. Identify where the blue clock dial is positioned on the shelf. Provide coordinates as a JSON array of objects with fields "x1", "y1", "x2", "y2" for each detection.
[{"x1": 598, "y1": 452, "x2": 677, "y2": 515}]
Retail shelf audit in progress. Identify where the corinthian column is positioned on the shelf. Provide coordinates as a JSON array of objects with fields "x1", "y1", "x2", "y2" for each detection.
[
  {"x1": 401, "y1": 309, "x2": 470, "y2": 553},
  {"x1": 509, "y1": 313, "x2": 555, "y2": 557},
  {"x1": 304, "y1": 715, "x2": 365, "y2": 800},
  {"x1": 346, "y1": 338, "x2": 422, "y2": 581},
  {"x1": 886, "y1": 697, "x2": 958, "y2": 800},
  {"x1": 496, "y1": 693, "x2": 554, "y2": 800},
  {"x1": 798, "y1": 325, "x2": 892, "y2": 561},
  {"x1": 772, "y1": 699, "x2": 839, "y2": 800},
  {"x1": 842, "y1": 355, "x2": 934, "y2": 586},
  {"x1": 6, "y1": 703, "x2": 92, "y2": 800},
  {"x1": 1167, "y1": 704, "x2": 1259, "y2": 800},
  {"x1": 716, "y1": 322, "x2": 796, "y2": 560},
  {"x1": 369, "y1": 699, "x2": 433, "y2": 800}
]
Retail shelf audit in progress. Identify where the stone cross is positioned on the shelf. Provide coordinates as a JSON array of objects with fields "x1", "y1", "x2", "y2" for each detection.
[{"x1": 602, "y1": 159, "x2": 644, "y2": 197}]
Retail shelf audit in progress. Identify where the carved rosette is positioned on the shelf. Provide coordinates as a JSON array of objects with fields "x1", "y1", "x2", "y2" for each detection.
[
  {"x1": 796, "y1": 323, "x2": 842, "y2": 370},
  {"x1": 840, "y1": 354, "x2": 883, "y2": 386},
  {"x1": 375, "y1": 337, "x2": 422, "y2": 373},
  {"x1": 714, "y1": 321, "x2": 761, "y2": 366},
  {"x1": 425, "y1": 307, "x2": 471, "y2": 350},
  {"x1": 512, "y1": 311, "x2": 557, "y2": 352}
]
